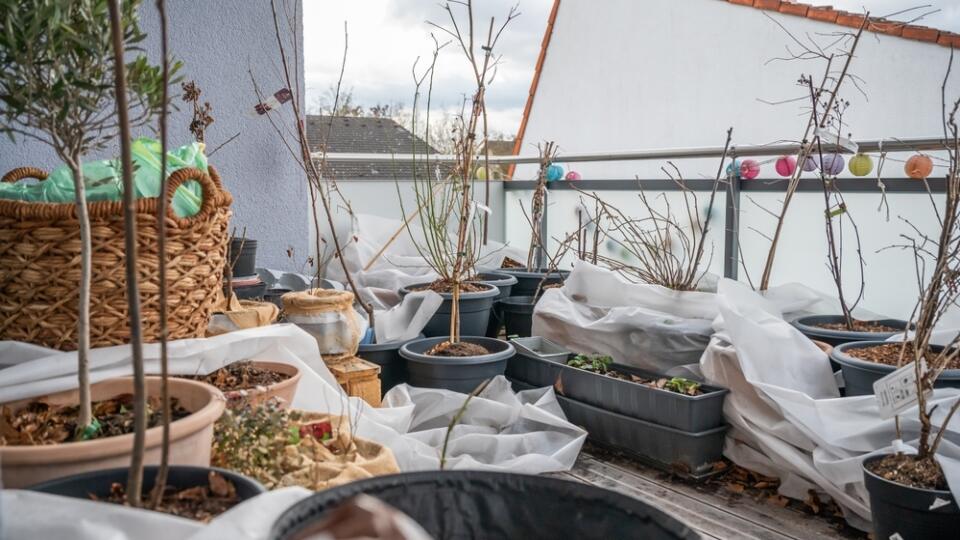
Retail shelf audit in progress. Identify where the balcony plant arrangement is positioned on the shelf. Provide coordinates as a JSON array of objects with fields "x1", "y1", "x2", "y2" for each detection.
[
  {"x1": 0, "y1": 0, "x2": 235, "y2": 492},
  {"x1": 396, "y1": 0, "x2": 518, "y2": 392}
]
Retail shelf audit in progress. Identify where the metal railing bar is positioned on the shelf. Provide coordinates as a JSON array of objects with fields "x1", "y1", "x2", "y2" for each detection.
[{"x1": 503, "y1": 178, "x2": 946, "y2": 192}]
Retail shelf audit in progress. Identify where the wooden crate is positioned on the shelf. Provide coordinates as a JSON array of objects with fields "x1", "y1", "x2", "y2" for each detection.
[{"x1": 323, "y1": 354, "x2": 381, "y2": 407}]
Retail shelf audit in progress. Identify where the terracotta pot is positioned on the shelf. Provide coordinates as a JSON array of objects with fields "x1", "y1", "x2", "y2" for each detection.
[
  {"x1": 220, "y1": 361, "x2": 302, "y2": 408},
  {"x1": 0, "y1": 376, "x2": 225, "y2": 489}
]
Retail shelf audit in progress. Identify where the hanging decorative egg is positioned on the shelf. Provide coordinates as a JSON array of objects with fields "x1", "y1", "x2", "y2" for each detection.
[
  {"x1": 475, "y1": 166, "x2": 487, "y2": 180},
  {"x1": 848, "y1": 153, "x2": 873, "y2": 177},
  {"x1": 802, "y1": 156, "x2": 818, "y2": 172},
  {"x1": 546, "y1": 164, "x2": 564, "y2": 181},
  {"x1": 565, "y1": 170, "x2": 581, "y2": 181},
  {"x1": 726, "y1": 159, "x2": 741, "y2": 179},
  {"x1": 775, "y1": 156, "x2": 797, "y2": 177},
  {"x1": 740, "y1": 159, "x2": 761, "y2": 180},
  {"x1": 905, "y1": 154, "x2": 934, "y2": 179},
  {"x1": 821, "y1": 154, "x2": 845, "y2": 176}
]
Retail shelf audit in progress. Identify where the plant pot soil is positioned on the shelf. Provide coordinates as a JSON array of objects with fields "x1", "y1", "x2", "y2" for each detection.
[
  {"x1": 357, "y1": 336, "x2": 421, "y2": 396},
  {"x1": 475, "y1": 271, "x2": 518, "y2": 338},
  {"x1": 399, "y1": 281, "x2": 499, "y2": 338},
  {"x1": 831, "y1": 341, "x2": 960, "y2": 396},
  {"x1": 0, "y1": 377, "x2": 226, "y2": 488},
  {"x1": 506, "y1": 348, "x2": 728, "y2": 432},
  {"x1": 792, "y1": 315, "x2": 909, "y2": 347},
  {"x1": 183, "y1": 361, "x2": 301, "y2": 408},
  {"x1": 498, "y1": 267, "x2": 569, "y2": 297},
  {"x1": 862, "y1": 454, "x2": 959, "y2": 538},
  {"x1": 499, "y1": 295, "x2": 538, "y2": 338},
  {"x1": 29, "y1": 465, "x2": 265, "y2": 522},
  {"x1": 269, "y1": 471, "x2": 700, "y2": 540},
  {"x1": 399, "y1": 336, "x2": 514, "y2": 393}
]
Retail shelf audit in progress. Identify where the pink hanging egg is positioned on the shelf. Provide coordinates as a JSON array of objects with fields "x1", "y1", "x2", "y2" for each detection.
[
  {"x1": 565, "y1": 170, "x2": 581, "y2": 181},
  {"x1": 740, "y1": 159, "x2": 761, "y2": 180},
  {"x1": 775, "y1": 156, "x2": 796, "y2": 177}
]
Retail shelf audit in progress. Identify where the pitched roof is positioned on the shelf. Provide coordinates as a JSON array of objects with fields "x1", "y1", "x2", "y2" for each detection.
[
  {"x1": 305, "y1": 115, "x2": 439, "y2": 179},
  {"x1": 512, "y1": 0, "x2": 960, "y2": 165}
]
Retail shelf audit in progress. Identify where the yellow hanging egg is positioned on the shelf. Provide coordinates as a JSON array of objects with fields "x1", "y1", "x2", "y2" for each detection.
[
  {"x1": 905, "y1": 154, "x2": 934, "y2": 179},
  {"x1": 848, "y1": 153, "x2": 873, "y2": 177},
  {"x1": 475, "y1": 166, "x2": 487, "y2": 180}
]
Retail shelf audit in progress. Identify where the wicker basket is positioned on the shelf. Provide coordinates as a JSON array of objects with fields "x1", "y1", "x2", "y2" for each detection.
[{"x1": 0, "y1": 166, "x2": 233, "y2": 349}]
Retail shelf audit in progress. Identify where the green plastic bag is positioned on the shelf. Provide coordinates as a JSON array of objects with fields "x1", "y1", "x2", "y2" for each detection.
[{"x1": 0, "y1": 138, "x2": 207, "y2": 217}]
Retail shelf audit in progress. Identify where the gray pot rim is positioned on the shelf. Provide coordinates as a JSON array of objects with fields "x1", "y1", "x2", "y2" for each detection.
[
  {"x1": 400, "y1": 282, "x2": 500, "y2": 300},
  {"x1": 475, "y1": 271, "x2": 519, "y2": 287},
  {"x1": 793, "y1": 315, "x2": 909, "y2": 340},
  {"x1": 862, "y1": 453, "x2": 954, "y2": 497},
  {"x1": 498, "y1": 267, "x2": 570, "y2": 280},
  {"x1": 358, "y1": 335, "x2": 422, "y2": 352},
  {"x1": 832, "y1": 340, "x2": 960, "y2": 376},
  {"x1": 399, "y1": 336, "x2": 515, "y2": 366}
]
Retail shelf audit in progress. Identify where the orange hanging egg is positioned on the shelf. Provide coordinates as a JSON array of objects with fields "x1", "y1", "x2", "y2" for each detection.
[{"x1": 905, "y1": 154, "x2": 934, "y2": 179}]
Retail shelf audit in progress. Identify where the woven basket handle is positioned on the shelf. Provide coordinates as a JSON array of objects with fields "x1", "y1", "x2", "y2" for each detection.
[
  {"x1": 165, "y1": 167, "x2": 219, "y2": 222},
  {"x1": 2, "y1": 167, "x2": 48, "y2": 183}
]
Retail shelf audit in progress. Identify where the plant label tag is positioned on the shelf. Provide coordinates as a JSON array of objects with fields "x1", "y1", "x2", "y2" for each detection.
[
  {"x1": 873, "y1": 360, "x2": 929, "y2": 419},
  {"x1": 929, "y1": 497, "x2": 952, "y2": 510}
]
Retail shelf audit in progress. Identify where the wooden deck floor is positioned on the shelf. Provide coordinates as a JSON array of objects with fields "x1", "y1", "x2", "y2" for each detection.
[{"x1": 551, "y1": 448, "x2": 867, "y2": 540}]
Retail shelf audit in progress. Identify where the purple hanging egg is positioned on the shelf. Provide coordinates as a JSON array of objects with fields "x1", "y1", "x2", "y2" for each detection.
[
  {"x1": 740, "y1": 159, "x2": 761, "y2": 180},
  {"x1": 801, "y1": 156, "x2": 818, "y2": 172},
  {"x1": 775, "y1": 156, "x2": 796, "y2": 177},
  {"x1": 822, "y1": 154, "x2": 844, "y2": 176}
]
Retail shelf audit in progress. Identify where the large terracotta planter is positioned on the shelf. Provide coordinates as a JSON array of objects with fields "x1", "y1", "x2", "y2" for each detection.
[
  {"x1": 219, "y1": 361, "x2": 302, "y2": 408},
  {"x1": 0, "y1": 376, "x2": 226, "y2": 488}
]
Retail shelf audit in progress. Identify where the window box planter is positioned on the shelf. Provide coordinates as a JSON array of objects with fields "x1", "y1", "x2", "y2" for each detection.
[
  {"x1": 269, "y1": 471, "x2": 700, "y2": 540},
  {"x1": 399, "y1": 282, "x2": 499, "y2": 338},
  {"x1": 862, "y1": 454, "x2": 960, "y2": 538},
  {"x1": 831, "y1": 341, "x2": 960, "y2": 396},
  {"x1": 507, "y1": 338, "x2": 728, "y2": 432}
]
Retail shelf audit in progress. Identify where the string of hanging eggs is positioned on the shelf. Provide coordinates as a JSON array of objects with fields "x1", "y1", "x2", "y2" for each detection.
[{"x1": 723, "y1": 152, "x2": 937, "y2": 180}]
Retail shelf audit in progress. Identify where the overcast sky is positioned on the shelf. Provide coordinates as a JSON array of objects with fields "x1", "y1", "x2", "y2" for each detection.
[{"x1": 303, "y1": 1, "x2": 960, "y2": 138}]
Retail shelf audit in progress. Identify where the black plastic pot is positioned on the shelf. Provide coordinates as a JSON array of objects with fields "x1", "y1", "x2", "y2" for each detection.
[
  {"x1": 357, "y1": 336, "x2": 422, "y2": 396},
  {"x1": 29, "y1": 465, "x2": 266, "y2": 502},
  {"x1": 233, "y1": 280, "x2": 267, "y2": 300},
  {"x1": 476, "y1": 271, "x2": 518, "y2": 338},
  {"x1": 264, "y1": 287, "x2": 291, "y2": 308},
  {"x1": 507, "y1": 339, "x2": 728, "y2": 432},
  {"x1": 498, "y1": 267, "x2": 569, "y2": 297},
  {"x1": 399, "y1": 336, "x2": 514, "y2": 393},
  {"x1": 499, "y1": 295, "x2": 538, "y2": 338},
  {"x1": 269, "y1": 471, "x2": 700, "y2": 540},
  {"x1": 832, "y1": 341, "x2": 960, "y2": 396},
  {"x1": 792, "y1": 315, "x2": 909, "y2": 347},
  {"x1": 862, "y1": 454, "x2": 960, "y2": 538},
  {"x1": 227, "y1": 238, "x2": 258, "y2": 278},
  {"x1": 399, "y1": 282, "x2": 499, "y2": 338}
]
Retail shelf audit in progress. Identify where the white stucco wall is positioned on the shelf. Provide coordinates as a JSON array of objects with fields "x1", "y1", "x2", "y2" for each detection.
[
  {"x1": 510, "y1": 0, "x2": 960, "y2": 317},
  {"x1": 0, "y1": 2, "x2": 310, "y2": 271}
]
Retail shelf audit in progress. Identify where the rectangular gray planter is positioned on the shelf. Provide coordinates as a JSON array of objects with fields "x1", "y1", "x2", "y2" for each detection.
[
  {"x1": 509, "y1": 378, "x2": 727, "y2": 478},
  {"x1": 506, "y1": 340, "x2": 728, "y2": 432}
]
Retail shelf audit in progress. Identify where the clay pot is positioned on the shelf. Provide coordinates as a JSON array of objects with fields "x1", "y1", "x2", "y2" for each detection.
[
  {"x1": 220, "y1": 361, "x2": 302, "y2": 408},
  {"x1": 0, "y1": 376, "x2": 226, "y2": 489}
]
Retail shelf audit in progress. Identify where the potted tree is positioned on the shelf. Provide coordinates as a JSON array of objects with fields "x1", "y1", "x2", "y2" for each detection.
[
  {"x1": 396, "y1": 1, "x2": 518, "y2": 392},
  {"x1": 857, "y1": 78, "x2": 960, "y2": 535}
]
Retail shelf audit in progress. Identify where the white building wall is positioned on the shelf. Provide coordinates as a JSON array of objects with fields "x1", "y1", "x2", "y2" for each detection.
[{"x1": 510, "y1": 0, "x2": 960, "y2": 317}]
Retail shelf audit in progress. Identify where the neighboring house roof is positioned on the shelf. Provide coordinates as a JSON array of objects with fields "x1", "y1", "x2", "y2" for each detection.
[
  {"x1": 306, "y1": 115, "x2": 438, "y2": 179},
  {"x1": 512, "y1": 0, "x2": 960, "y2": 163}
]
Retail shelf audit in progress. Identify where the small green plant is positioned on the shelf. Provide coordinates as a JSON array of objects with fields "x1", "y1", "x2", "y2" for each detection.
[
  {"x1": 567, "y1": 354, "x2": 614, "y2": 374},
  {"x1": 211, "y1": 399, "x2": 302, "y2": 488},
  {"x1": 663, "y1": 377, "x2": 702, "y2": 396}
]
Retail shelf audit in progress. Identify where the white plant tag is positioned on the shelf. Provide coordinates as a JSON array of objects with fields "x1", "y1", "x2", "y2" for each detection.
[
  {"x1": 929, "y1": 497, "x2": 952, "y2": 510},
  {"x1": 873, "y1": 360, "x2": 930, "y2": 419},
  {"x1": 814, "y1": 126, "x2": 859, "y2": 153},
  {"x1": 888, "y1": 533, "x2": 903, "y2": 540}
]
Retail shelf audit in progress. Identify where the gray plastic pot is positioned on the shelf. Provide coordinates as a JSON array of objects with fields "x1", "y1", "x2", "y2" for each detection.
[
  {"x1": 862, "y1": 454, "x2": 960, "y2": 539},
  {"x1": 269, "y1": 471, "x2": 700, "y2": 540},
  {"x1": 476, "y1": 271, "x2": 518, "y2": 338},
  {"x1": 832, "y1": 341, "x2": 960, "y2": 396},
  {"x1": 498, "y1": 267, "x2": 569, "y2": 297},
  {"x1": 506, "y1": 342, "x2": 728, "y2": 432},
  {"x1": 357, "y1": 335, "x2": 422, "y2": 396},
  {"x1": 400, "y1": 282, "x2": 499, "y2": 338},
  {"x1": 499, "y1": 295, "x2": 538, "y2": 338},
  {"x1": 792, "y1": 315, "x2": 909, "y2": 347},
  {"x1": 399, "y1": 336, "x2": 514, "y2": 393}
]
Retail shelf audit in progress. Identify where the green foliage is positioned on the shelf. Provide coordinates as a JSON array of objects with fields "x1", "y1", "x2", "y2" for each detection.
[
  {"x1": 663, "y1": 377, "x2": 702, "y2": 396},
  {"x1": 211, "y1": 399, "x2": 301, "y2": 488},
  {"x1": 567, "y1": 353, "x2": 614, "y2": 374},
  {"x1": 0, "y1": 0, "x2": 180, "y2": 156}
]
